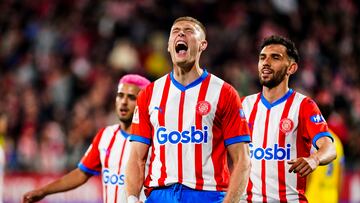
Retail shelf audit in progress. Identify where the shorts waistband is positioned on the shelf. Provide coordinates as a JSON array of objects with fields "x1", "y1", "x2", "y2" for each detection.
[{"x1": 153, "y1": 183, "x2": 194, "y2": 191}]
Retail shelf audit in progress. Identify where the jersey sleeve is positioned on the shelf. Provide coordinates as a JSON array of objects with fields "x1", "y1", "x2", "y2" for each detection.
[
  {"x1": 299, "y1": 97, "x2": 333, "y2": 149},
  {"x1": 130, "y1": 85, "x2": 153, "y2": 145},
  {"x1": 220, "y1": 83, "x2": 251, "y2": 146},
  {"x1": 77, "y1": 128, "x2": 105, "y2": 176}
]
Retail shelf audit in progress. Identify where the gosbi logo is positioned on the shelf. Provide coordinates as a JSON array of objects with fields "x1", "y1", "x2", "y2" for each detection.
[
  {"x1": 156, "y1": 126, "x2": 208, "y2": 144},
  {"x1": 196, "y1": 100, "x2": 211, "y2": 116},
  {"x1": 279, "y1": 118, "x2": 294, "y2": 133},
  {"x1": 249, "y1": 143, "x2": 291, "y2": 160},
  {"x1": 102, "y1": 168, "x2": 125, "y2": 185}
]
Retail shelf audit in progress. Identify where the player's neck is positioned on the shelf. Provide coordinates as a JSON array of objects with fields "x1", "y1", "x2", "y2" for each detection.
[
  {"x1": 173, "y1": 64, "x2": 203, "y2": 86},
  {"x1": 262, "y1": 83, "x2": 290, "y2": 103},
  {"x1": 119, "y1": 121, "x2": 131, "y2": 133}
]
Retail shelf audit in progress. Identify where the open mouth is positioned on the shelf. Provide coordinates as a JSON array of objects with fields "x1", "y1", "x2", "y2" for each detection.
[
  {"x1": 261, "y1": 67, "x2": 273, "y2": 74},
  {"x1": 120, "y1": 108, "x2": 129, "y2": 114},
  {"x1": 175, "y1": 42, "x2": 188, "y2": 54}
]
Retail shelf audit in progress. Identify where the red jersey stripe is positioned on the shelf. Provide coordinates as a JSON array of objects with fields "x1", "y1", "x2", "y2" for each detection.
[
  {"x1": 114, "y1": 137, "x2": 128, "y2": 203},
  {"x1": 277, "y1": 91, "x2": 295, "y2": 203},
  {"x1": 261, "y1": 110, "x2": 271, "y2": 203},
  {"x1": 246, "y1": 93, "x2": 261, "y2": 202},
  {"x1": 194, "y1": 74, "x2": 211, "y2": 190},
  {"x1": 142, "y1": 83, "x2": 155, "y2": 187},
  {"x1": 177, "y1": 91, "x2": 185, "y2": 184},
  {"x1": 104, "y1": 126, "x2": 120, "y2": 203},
  {"x1": 157, "y1": 75, "x2": 171, "y2": 186}
]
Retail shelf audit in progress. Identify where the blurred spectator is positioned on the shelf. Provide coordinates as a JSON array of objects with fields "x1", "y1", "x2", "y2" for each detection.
[{"x1": 0, "y1": 112, "x2": 7, "y2": 203}]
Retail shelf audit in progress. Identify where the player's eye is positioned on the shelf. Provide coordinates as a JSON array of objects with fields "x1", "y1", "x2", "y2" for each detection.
[
  {"x1": 128, "y1": 95, "x2": 137, "y2": 101},
  {"x1": 185, "y1": 28, "x2": 194, "y2": 33},
  {"x1": 172, "y1": 28, "x2": 180, "y2": 34}
]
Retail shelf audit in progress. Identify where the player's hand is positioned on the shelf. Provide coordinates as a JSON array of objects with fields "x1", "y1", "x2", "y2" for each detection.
[
  {"x1": 287, "y1": 155, "x2": 320, "y2": 177},
  {"x1": 22, "y1": 189, "x2": 46, "y2": 203}
]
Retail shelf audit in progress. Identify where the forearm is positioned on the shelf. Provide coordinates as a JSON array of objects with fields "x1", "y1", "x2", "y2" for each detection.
[
  {"x1": 40, "y1": 168, "x2": 90, "y2": 195},
  {"x1": 126, "y1": 142, "x2": 148, "y2": 198},
  {"x1": 126, "y1": 158, "x2": 145, "y2": 197},
  {"x1": 223, "y1": 143, "x2": 251, "y2": 203},
  {"x1": 224, "y1": 159, "x2": 250, "y2": 203},
  {"x1": 314, "y1": 137, "x2": 337, "y2": 166}
]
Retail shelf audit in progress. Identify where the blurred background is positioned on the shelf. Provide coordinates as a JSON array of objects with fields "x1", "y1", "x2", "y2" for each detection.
[{"x1": 0, "y1": 0, "x2": 359, "y2": 202}]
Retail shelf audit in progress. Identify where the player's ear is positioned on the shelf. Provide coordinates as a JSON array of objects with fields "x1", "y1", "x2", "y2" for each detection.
[
  {"x1": 200, "y1": 40, "x2": 208, "y2": 51},
  {"x1": 287, "y1": 62, "x2": 298, "y2": 75}
]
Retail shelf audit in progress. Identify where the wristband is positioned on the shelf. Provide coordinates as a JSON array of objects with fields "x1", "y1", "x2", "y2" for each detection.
[{"x1": 127, "y1": 195, "x2": 139, "y2": 203}]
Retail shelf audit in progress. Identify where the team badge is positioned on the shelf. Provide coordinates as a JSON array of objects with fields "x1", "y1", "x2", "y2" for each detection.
[
  {"x1": 279, "y1": 118, "x2": 294, "y2": 133},
  {"x1": 196, "y1": 101, "x2": 211, "y2": 116}
]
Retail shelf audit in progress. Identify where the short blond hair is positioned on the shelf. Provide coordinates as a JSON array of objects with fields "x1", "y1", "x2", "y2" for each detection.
[{"x1": 173, "y1": 16, "x2": 206, "y2": 38}]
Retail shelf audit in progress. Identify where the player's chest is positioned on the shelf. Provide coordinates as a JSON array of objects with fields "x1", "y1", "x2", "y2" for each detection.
[
  {"x1": 148, "y1": 91, "x2": 219, "y2": 127},
  {"x1": 99, "y1": 136, "x2": 131, "y2": 169}
]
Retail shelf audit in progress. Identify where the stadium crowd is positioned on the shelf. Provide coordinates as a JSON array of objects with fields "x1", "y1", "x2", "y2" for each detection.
[{"x1": 0, "y1": 0, "x2": 359, "y2": 174}]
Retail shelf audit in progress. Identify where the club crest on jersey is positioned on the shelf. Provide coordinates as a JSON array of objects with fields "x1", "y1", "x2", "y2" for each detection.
[
  {"x1": 279, "y1": 118, "x2": 294, "y2": 133},
  {"x1": 196, "y1": 100, "x2": 211, "y2": 116}
]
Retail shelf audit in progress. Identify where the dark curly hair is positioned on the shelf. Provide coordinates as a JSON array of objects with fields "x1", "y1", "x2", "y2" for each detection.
[{"x1": 260, "y1": 35, "x2": 299, "y2": 63}]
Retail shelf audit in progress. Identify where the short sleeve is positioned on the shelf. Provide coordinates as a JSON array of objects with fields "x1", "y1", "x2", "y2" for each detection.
[
  {"x1": 220, "y1": 83, "x2": 251, "y2": 146},
  {"x1": 130, "y1": 85, "x2": 153, "y2": 145},
  {"x1": 78, "y1": 128, "x2": 105, "y2": 176},
  {"x1": 299, "y1": 97, "x2": 333, "y2": 149}
]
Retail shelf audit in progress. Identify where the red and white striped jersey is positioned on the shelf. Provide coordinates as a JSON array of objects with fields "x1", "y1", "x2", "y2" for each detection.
[
  {"x1": 131, "y1": 70, "x2": 251, "y2": 191},
  {"x1": 240, "y1": 89, "x2": 333, "y2": 203},
  {"x1": 79, "y1": 124, "x2": 146, "y2": 203}
]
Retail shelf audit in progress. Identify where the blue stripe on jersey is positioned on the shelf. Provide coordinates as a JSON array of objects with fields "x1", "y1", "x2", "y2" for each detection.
[
  {"x1": 170, "y1": 69, "x2": 208, "y2": 91},
  {"x1": 261, "y1": 89, "x2": 294, "y2": 109},
  {"x1": 130, "y1": 135, "x2": 151, "y2": 145},
  {"x1": 120, "y1": 129, "x2": 131, "y2": 139},
  {"x1": 78, "y1": 163, "x2": 101, "y2": 175},
  {"x1": 224, "y1": 135, "x2": 251, "y2": 147},
  {"x1": 312, "y1": 132, "x2": 333, "y2": 149}
]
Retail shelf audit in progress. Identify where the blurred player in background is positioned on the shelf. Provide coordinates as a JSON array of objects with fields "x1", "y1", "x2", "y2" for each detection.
[
  {"x1": 306, "y1": 99, "x2": 345, "y2": 203},
  {"x1": 0, "y1": 113, "x2": 7, "y2": 203},
  {"x1": 126, "y1": 16, "x2": 251, "y2": 203},
  {"x1": 306, "y1": 129, "x2": 344, "y2": 203},
  {"x1": 22, "y1": 74, "x2": 150, "y2": 203},
  {"x1": 241, "y1": 35, "x2": 336, "y2": 202}
]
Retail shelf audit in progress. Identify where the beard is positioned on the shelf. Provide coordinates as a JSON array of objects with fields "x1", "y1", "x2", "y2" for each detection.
[
  {"x1": 259, "y1": 67, "x2": 287, "y2": 89},
  {"x1": 118, "y1": 113, "x2": 133, "y2": 126}
]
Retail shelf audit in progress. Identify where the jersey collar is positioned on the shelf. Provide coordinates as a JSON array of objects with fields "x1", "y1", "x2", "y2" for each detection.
[
  {"x1": 120, "y1": 129, "x2": 131, "y2": 139},
  {"x1": 261, "y1": 89, "x2": 294, "y2": 109},
  {"x1": 170, "y1": 69, "x2": 208, "y2": 92}
]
